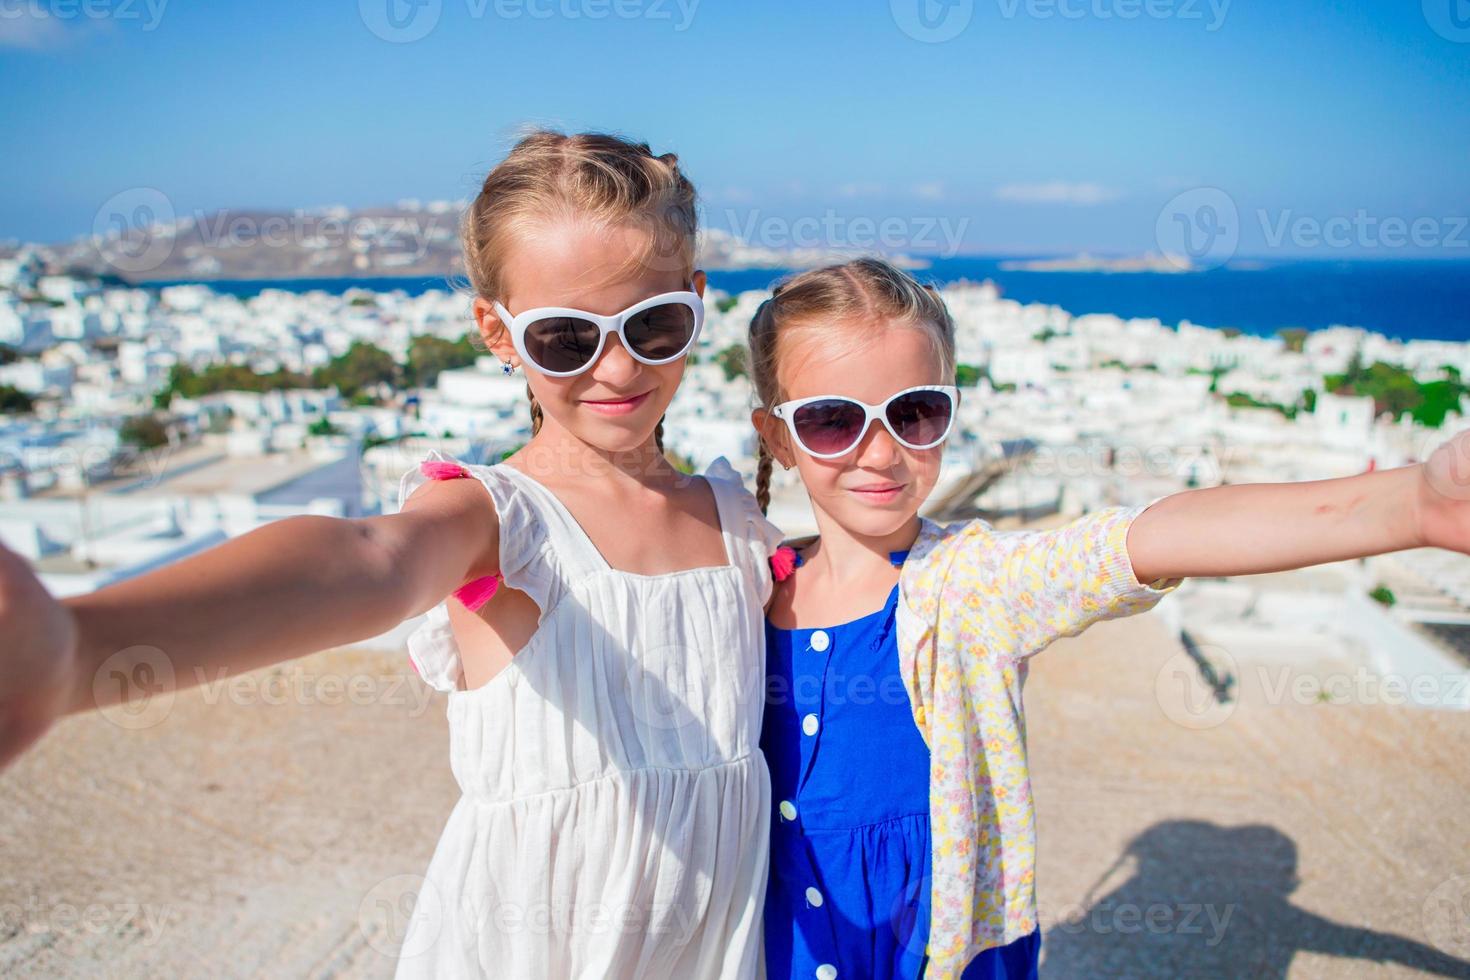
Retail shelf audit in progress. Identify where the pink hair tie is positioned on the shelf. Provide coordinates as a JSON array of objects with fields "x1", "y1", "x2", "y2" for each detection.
[
  {"x1": 770, "y1": 545, "x2": 797, "y2": 582},
  {"x1": 421, "y1": 460, "x2": 471, "y2": 481},
  {"x1": 454, "y1": 574, "x2": 502, "y2": 612}
]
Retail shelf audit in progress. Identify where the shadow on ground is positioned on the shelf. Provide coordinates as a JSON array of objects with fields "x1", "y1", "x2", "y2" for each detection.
[{"x1": 1040, "y1": 820, "x2": 1470, "y2": 978}]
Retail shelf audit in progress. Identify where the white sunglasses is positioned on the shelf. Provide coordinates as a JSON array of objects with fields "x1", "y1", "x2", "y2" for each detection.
[
  {"x1": 770, "y1": 385, "x2": 960, "y2": 459},
  {"x1": 493, "y1": 290, "x2": 704, "y2": 378}
]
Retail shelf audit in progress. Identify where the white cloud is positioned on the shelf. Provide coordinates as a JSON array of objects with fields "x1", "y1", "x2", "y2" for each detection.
[
  {"x1": 994, "y1": 181, "x2": 1122, "y2": 206},
  {"x1": 837, "y1": 182, "x2": 884, "y2": 198},
  {"x1": 912, "y1": 182, "x2": 945, "y2": 201}
]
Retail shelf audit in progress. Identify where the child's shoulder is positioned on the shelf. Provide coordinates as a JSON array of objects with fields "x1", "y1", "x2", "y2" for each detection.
[
  {"x1": 398, "y1": 450, "x2": 550, "y2": 556},
  {"x1": 909, "y1": 515, "x2": 996, "y2": 563},
  {"x1": 702, "y1": 456, "x2": 786, "y2": 555},
  {"x1": 900, "y1": 515, "x2": 1024, "y2": 601}
]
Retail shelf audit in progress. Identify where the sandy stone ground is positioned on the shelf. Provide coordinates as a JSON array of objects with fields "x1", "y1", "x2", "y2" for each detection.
[{"x1": 2, "y1": 616, "x2": 1468, "y2": 978}]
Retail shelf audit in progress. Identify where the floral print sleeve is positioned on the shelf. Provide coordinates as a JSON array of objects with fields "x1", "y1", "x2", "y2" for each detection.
[{"x1": 979, "y1": 495, "x2": 1184, "y2": 660}]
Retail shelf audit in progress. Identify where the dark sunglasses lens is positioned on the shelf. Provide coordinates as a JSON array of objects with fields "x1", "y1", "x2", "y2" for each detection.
[
  {"x1": 792, "y1": 399, "x2": 867, "y2": 456},
  {"x1": 623, "y1": 302, "x2": 695, "y2": 360},
  {"x1": 523, "y1": 316, "x2": 601, "y2": 373},
  {"x1": 887, "y1": 390, "x2": 953, "y2": 447}
]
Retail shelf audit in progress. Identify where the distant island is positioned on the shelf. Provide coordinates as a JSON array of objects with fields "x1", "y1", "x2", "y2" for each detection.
[
  {"x1": 999, "y1": 252, "x2": 1194, "y2": 274},
  {"x1": 27, "y1": 202, "x2": 924, "y2": 284}
]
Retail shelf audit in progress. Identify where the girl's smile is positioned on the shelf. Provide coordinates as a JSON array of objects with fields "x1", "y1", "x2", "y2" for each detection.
[
  {"x1": 580, "y1": 388, "x2": 655, "y2": 415},
  {"x1": 847, "y1": 481, "x2": 908, "y2": 504}
]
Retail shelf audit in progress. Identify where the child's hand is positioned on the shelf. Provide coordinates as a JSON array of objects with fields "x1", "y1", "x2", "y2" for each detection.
[
  {"x1": 0, "y1": 540, "x2": 79, "y2": 770},
  {"x1": 1419, "y1": 429, "x2": 1470, "y2": 555}
]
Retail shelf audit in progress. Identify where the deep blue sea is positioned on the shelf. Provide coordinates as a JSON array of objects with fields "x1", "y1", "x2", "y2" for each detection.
[{"x1": 142, "y1": 257, "x2": 1470, "y2": 343}]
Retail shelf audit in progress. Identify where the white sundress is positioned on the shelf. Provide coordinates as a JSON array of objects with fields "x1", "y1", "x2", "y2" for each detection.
[{"x1": 394, "y1": 453, "x2": 784, "y2": 979}]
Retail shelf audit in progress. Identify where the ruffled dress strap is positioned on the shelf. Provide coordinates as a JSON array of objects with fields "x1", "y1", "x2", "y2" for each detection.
[
  {"x1": 396, "y1": 449, "x2": 557, "y2": 692},
  {"x1": 702, "y1": 456, "x2": 786, "y2": 606}
]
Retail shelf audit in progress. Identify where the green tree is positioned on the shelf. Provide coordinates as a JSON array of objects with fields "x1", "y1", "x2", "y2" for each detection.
[
  {"x1": 716, "y1": 296, "x2": 740, "y2": 314},
  {"x1": 0, "y1": 384, "x2": 34, "y2": 414},
  {"x1": 1323, "y1": 358, "x2": 1468, "y2": 426},
  {"x1": 314, "y1": 341, "x2": 399, "y2": 400},
  {"x1": 406, "y1": 334, "x2": 478, "y2": 388},
  {"x1": 955, "y1": 363, "x2": 983, "y2": 387},
  {"x1": 1277, "y1": 327, "x2": 1308, "y2": 353},
  {"x1": 1413, "y1": 380, "x2": 1464, "y2": 428},
  {"x1": 307, "y1": 416, "x2": 342, "y2": 437},
  {"x1": 714, "y1": 344, "x2": 748, "y2": 382},
  {"x1": 119, "y1": 414, "x2": 169, "y2": 448},
  {"x1": 1224, "y1": 391, "x2": 1296, "y2": 420},
  {"x1": 155, "y1": 362, "x2": 311, "y2": 407}
]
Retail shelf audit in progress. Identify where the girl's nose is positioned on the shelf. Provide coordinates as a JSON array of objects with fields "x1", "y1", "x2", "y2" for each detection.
[
  {"x1": 590, "y1": 334, "x2": 640, "y2": 386},
  {"x1": 853, "y1": 419, "x2": 901, "y2": 468}
]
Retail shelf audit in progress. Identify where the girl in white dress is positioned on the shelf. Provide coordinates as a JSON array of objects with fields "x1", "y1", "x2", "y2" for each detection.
[{"x1": 0, "y1": 130, "x2": 784, "y2": 979}]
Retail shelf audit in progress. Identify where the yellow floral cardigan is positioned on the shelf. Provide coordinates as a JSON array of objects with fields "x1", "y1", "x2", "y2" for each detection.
[{"x1": 894, "y1": 498, "x2": 1183, "y2": 978}]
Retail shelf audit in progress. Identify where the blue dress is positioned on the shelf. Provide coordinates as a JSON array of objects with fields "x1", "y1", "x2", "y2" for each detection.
[{"x1": 760, "y1": 549, "x2": 1041, "y2": 980}]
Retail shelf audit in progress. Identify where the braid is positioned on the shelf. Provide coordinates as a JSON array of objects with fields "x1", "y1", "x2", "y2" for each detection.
[
  {"x1": 527, "y1": 384, "x2": 543, "y2": 436},
  {"x1": 755, "y1": 440, "x2": 774, "y2": 515}
]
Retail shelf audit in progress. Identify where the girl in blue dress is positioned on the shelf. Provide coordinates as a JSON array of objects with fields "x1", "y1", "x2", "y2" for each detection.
[
  {"x1": 745, "y1": 258, "x2": 1470, "y2": 979},
  {"x1": 760, "y1": 543, "x2": 1041, "y2": 979},
  {"x1": 746, "y1": 260, "x2": 1090, "y2": 979}
]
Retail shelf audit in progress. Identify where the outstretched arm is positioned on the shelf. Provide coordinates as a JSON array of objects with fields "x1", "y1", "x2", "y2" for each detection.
[
  {"x1": 983, "y1": 501, "x2": 1183, "y2": 660},
  {"x1": 0, "y1": 475, "x2": 498, "y2": 768},
  {"x1": 1126, "y1": 431, "x2": 1470, "y2": 584},
  {"x1": 966, "y1": 432, "x2": 1470, "y2": 661}
]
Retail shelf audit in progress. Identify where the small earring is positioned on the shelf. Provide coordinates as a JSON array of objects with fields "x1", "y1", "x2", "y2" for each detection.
[{"x1": 501, "y1": 361, "x2": 514, "y2": 376}]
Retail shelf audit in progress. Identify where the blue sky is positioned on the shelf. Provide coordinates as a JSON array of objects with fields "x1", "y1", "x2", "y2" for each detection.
[{"x1": 2, "y1": 0, "x2": 1468, "y2": 257}]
